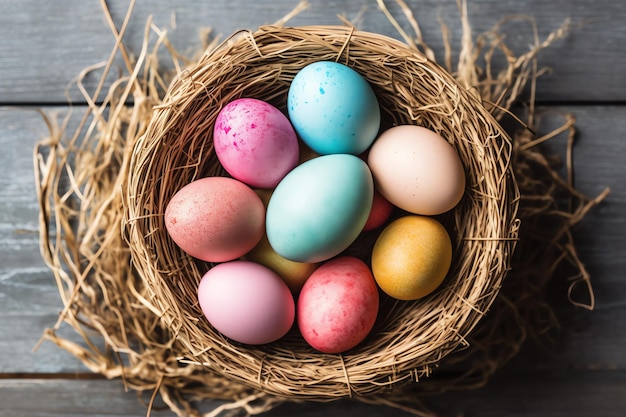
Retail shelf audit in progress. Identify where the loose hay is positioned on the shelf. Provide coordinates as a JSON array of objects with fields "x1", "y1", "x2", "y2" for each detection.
[{"x1": 33, "y1": 1, "x2": 608, "y2": 416}]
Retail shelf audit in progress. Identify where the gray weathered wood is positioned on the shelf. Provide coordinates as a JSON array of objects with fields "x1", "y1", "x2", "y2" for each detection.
[
  {"x1": 1, "y1": 107, "x2": 95, "y2": 374},
  {"x1": 2, "y1": 0, "x2": 625, "y2": 415},
  {"x1": 1, "y1": 371, "x2": 625, "y2": 417},
  {"x1": 0, "y1": 0, "x2": 624, "y2": 104}
]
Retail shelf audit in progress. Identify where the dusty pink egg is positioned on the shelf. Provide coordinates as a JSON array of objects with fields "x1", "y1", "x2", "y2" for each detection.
[
  {"x1": 297, "y1": 256, "x2": 379, "y2": 353},
  {"x1": 213, "y1": 98, "x2": 299, "y2": 189},
  {"x1": 164, "y1": 177, "x2": 264, "y2": 262},
  {"x1": 198, "y1": 261, "x2": 295, "y2": 345}
]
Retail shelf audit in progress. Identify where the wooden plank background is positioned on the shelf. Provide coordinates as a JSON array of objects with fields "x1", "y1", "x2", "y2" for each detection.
[
  {"x1": 1, "y1": 0, "x2": 624, "y2": 416},
  {"x1": 2, "y1": 0, "x2": 625, "y2": 104}
]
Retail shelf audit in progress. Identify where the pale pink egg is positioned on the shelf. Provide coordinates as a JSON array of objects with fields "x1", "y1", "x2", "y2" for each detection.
[
  {"x1": 198, "y1": 261, "x2": 295, "y2": 345},
  {"x1": 297, "y1": 257, "x2": 379, "y2": 353},
  {"x1": 164, "y1": 177, "x2": 264, "y2": 262},
  {"x1": 213, "y1": 98, "x2": 299, "y2": 189}
]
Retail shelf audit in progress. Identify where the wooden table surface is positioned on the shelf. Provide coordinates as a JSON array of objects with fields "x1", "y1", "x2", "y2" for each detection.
[{"x1": 1, "y1": 1, "x2": 625, "y2": 416}]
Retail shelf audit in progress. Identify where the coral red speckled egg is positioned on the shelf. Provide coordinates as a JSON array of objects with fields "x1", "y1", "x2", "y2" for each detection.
[
  {"x1": 297, "y1": 256, "x2": 379, "y2": 353},
  {"x1": 362, "y1": 189, "x2": 394, "y2": 231}
]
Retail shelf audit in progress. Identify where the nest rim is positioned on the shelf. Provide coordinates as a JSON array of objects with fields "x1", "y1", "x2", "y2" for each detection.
[{"x1": 123, "y1": 25, "x2": 520, "y2": 400}]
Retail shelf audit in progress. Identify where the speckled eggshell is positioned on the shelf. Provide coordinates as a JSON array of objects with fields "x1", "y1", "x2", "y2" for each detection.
[
  {"x1": 213, "y1": 98, "x2": 299, "y2": 189},
  {"x1": 287, "y1": 61, "x2": 381, "y2": 155},
  {"x1": 367, "y1": 125, "x2": 466, "y2": 215},
  {"x1": 198, "y1": 261, "x2": 295, "y2": 345},
  {"x1": 164, "y1": 177, "x2": 265, "y2": 263},
  {"x1": 371, "y1": 215, "x2": 452, "y2": 301},
  {"x1": 297, "y1": 256, "x2": 379, "y2": 354}
]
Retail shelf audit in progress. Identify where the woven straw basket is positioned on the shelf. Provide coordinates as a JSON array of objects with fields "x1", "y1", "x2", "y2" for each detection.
[{"x1": 124, "y1": 25, "x2": 519, "y2": 400}]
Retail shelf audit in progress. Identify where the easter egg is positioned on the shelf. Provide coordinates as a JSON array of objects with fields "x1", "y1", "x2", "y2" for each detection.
[
  {"x1": 164, "y1": 177, "x2": 265, "y2": 263},
  {"x1": 362, "y1": 190, "x2": 394, "y2": 231},
  {"x1": 297, "y1": 257, "x2": 379, "y2": 353},
  {"x1": 198, "y1": 261, "x2": 295, "y2": 345},
  {"x1": 266, "y1": 154, "x2": 374, "y2": 263},
  {"x1": 371, "y1": 215, "x2": 452, "y2": 300},
  {"x1": 287, "y1": 61, "x2": 380, "y2": 155},
  {"x1": 213, "y1": 98, "x2": 299, "y2": 188},
  {"x1": 367, "y1": 125, "x2": 466, "y2": 215},
  {"x1": 245, "y1": 235, "x2": 318, "y2": 293}
]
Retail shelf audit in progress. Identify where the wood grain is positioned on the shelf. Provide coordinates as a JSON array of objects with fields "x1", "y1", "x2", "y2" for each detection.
[
  {"x1": 1, "y1": 0, "x2": 625, "y2": 415},
  {"x1": 1, "y1": 107, "x2": 95, "y2": 374},
  {"x1": 0, "y1": 0, "x2": 624, "y2": 104},
  {"x1": 1, "y1": 371, "x2": 625, "y2": 417}
]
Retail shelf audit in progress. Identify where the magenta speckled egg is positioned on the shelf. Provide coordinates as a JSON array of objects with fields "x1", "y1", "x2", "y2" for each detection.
[
  {"x1": 297, "y1": 257, "x2": 379, "y2": 353},
  {"x1": 198, "y1": 261, "x2": 295, "y2": 345},
  {"x1": 164, "y1": 177, "x2": 265, "y2": 263},
  {"x1": 213, "y1": 98, "x2": 299, "y2": 189}
]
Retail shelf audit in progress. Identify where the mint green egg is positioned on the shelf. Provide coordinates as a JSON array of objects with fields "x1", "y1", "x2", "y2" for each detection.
[{"x1": 266, "y1": 154, "x2": 374, "y2": 263}]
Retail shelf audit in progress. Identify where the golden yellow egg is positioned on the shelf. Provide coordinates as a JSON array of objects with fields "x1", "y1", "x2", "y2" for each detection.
[
  {"x1": 245, "y1": 235, "x2": 318, "y2": 293},
  {"x1": 371, "y1": 215, "x2": 452, "y2": 300}
]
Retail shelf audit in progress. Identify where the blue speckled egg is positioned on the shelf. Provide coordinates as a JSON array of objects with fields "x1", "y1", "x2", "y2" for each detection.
[
  {"x1": 266, "y1": 154, "x2": 374, "y2": 263},
  {"x1": 287, "y1": 61, "x2": 380, "y2": 155}
]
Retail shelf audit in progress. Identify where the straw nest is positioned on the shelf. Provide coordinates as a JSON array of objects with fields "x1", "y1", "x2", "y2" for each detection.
[{"x1": 123, "y1": 25, "x2": 519, "y2": 399}]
